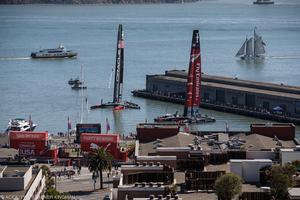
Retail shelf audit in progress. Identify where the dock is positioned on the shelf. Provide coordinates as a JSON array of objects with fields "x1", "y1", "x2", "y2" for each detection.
[{"x1": 132, "y1": 70, "x2": 300, "y2": 125}]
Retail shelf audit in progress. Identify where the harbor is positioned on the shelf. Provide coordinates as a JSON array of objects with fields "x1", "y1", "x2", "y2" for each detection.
[{"x1": 1, "y1": 1, "x2": 300, "y2": 199}]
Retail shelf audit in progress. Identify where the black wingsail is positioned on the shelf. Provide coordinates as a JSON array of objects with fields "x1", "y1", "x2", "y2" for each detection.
[
  {"x1": 90, "y1": 24, "x2": 140, "y2": 110},
  {"x1": 113, "y1": 24, "x2": 124, "y2": 103}
]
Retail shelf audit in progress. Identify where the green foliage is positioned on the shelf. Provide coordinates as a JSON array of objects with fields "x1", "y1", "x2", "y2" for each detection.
[
  {"x1": 44, "y1": 188, "x2": 70, "y2": 200},
  {"x1": 127, "y1": 143, "x2": 135, "y2": 158},
  {"x1": 215, "y1": 173, "x2": 242, "y2": 200},
  {"x1": 88, "y1": 147, "x2": 113, "y2": 189},
  {"x1": 270, "y1": 173, "x2": 289, "y2": 200},
  {"x1": 267, "y1": 163, "x2": 297, "y2": 200},
  {"x1": 40, "y1": 165, "x2": 54, "y2": 189}
]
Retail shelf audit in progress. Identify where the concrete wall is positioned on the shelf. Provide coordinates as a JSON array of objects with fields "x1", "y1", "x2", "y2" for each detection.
[
  {"x1": 136, "y1": 156, "x2": 177, "y2": 169},
  {"x1": 24, "y1": 169, "x2": 45, "y2": 200},
  {"x1": 246, "y1": 151, "x2": 275, "y2": 160},
  {"x1": 117, "y1": 187, "x2": 165, "y2": 200},
  {"x1": 146, "y1": 76, "x2": 185, "y2": 94},
  {"x1": 250, "y1": 124, "x2": 295, "y2": 141},
  {"x1": 280, "y1": 149, "x2": 300, "y2": 165},
  {"x1": 0, "y1": 166, "x2": 32, "y2": 191},
  {"x1": 23, "y1": 166, "x2": 32, "y2": 190},
  {"x1": 230, "y1": 159, "x2": 272, "y2": 183}
]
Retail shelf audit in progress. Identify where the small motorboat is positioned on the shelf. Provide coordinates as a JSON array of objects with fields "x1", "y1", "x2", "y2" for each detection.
[{"x1": 68, "y1": 77, "x2": 82, "y2": 85}]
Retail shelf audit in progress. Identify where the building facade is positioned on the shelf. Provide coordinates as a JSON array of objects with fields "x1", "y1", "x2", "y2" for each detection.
[{"x1": 145, "y1": 70, "x2": 300, "y2": 118}]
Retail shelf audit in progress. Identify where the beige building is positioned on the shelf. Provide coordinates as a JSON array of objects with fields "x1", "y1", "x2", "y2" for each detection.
[{"x1": 0, "y1": 165, "x2": 45, "y2": 200}]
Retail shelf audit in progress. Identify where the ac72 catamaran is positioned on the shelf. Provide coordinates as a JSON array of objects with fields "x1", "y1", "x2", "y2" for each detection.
[
  {"x1": 90, "y1": 24, "x2": 140, "y2": 110},
  {"x1": 236, "y1": 27, "x2": 266, "y2": 60},
  {"x1": 154, "y1": 30, "x2": 215, "y2": 124}
]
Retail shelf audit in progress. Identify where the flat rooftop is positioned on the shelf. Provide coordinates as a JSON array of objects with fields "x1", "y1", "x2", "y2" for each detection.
[
  {"x1": 2, "y1": 166, "x2": 29, "y2": 177},
  {"x1": 203, "y1": 81, "x2": 300, "y2": 99},
  {"x1": 165, "y1": 70, "x2": 300, "y2": 94},
  {"x1": 0, "y1": 166, "x2": 38, "y2": 199}
]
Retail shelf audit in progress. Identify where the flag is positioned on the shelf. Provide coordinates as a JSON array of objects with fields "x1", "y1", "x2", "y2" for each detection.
[
  {"x1": 68, "y1": 116, "x2": 71, "y2": 130},
  {"x1": 225, "y1": 122, "x2": 229, "y2": 133},
  {"x1": 106, "y1": 118, "x2": 111, "y2": 133},
  {"x1": 118, "y1": 40, "x2": 125, "y2": 49},
  {"x1": 29, "y1": 114, "x2": 33, "y2": 131},
  {"x1": 86, "y1": 97, "x2": 89, "y2": 114}
]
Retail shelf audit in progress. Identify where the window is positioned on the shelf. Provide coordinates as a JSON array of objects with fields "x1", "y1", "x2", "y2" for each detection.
[
  {"x1": 295, "y1": 102, "x2": 300, "y2": 114},
  {"x1": 232, "y1": 96, "x2": 238, "y2": 105},
  {"x1": 263, "y1": 101, "x2": 269, "y2": 110}
]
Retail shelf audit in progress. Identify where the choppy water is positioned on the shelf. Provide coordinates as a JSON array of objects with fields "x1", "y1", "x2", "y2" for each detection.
[{"x1": 0, "y1": 0, "x2": 300, "y2": 138}]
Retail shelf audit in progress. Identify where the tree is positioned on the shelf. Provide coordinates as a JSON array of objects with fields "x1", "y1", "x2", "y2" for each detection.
[
  {"x1": 267, "y1": 164, "x2": 297, "y2": 200},
  {"x1": 40, "y1": 165, "x2": 54, "y2": 189},
  {"x1": 88, "y1": 147, "x2": 113, "y2": 189},
  {"x1": 215, "y1": 173, "x2": 242, "y2": 200},
  {"x1": 127, "y1": 143, "x2": 135, "y2": 159}
]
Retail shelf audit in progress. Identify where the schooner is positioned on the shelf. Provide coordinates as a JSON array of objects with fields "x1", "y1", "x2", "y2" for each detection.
[{"x1": 236, "y1": 28, "x2": 266, "y2": 60}]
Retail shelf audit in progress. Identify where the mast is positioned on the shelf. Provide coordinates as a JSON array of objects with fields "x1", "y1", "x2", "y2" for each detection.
[
  {"x1": 253, "y1": 28, "x2": 256, "y2": 57},
  {"x1": 254, "y1": 28, "x2": 266, "y2": 57},
  {"x1": 80, "y1": 65, "x2": 84, "y2": 123},
  {"x1": 113, "y1": 24, "x2": 124, "y2": 103},
  {"x1": 245, "y1": 37, "x2": 254, "y2": 57},
  {"x1": 184, "y1": 30, "x2": 201, "y2": 117}
]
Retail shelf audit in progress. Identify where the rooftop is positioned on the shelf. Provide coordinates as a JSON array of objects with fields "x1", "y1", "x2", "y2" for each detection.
[
  {"x1": 165, "y1": 70, "x2": 300, "y2": 94},
  {"x1": 2, "y1": 166, "x2": 29, "y2": 177},
  {"x1": 149, "y1": 70, "x2": 300, "y2": 99},
  {"x1": 139, "y1": 131, "x2": 297, "y2": 156},
  {"x1": 232, "y1": 133, "x2": 297, "y2": 150}
]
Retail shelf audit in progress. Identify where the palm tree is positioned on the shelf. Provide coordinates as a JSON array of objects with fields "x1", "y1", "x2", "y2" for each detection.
[{"x1": 88, "y1": 147, "x2": 113, "y2": 189}]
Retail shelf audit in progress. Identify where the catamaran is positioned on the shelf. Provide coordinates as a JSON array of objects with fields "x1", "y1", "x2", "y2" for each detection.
[
  {"x1": 90, "y1": 24, "x2": 140, "y2": 110},
  {"x1": 236, "y1": 28, "x2": 266, "y2": 60},
  {"x1": 154, "y1": 30, "x2": 215, "y2": 124}
]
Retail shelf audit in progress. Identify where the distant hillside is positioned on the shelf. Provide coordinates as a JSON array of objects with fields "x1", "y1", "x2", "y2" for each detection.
[{"x1": 0, "y1": 0, "x2": 198, "y2": 4}]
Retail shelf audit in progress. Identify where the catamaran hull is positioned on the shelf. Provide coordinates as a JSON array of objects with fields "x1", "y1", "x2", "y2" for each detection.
[
  {"x1": 90, "y1": 101, "x2": 140, "y2": 110},
  {"x1": 154, "y1": 115, "x2": 215, "y2": 124}
]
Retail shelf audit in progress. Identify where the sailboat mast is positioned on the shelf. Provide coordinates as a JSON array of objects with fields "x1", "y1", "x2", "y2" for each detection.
[
  {"x1": 113, "y1": 24, "x2": 124, "y2": 103},
  {"x1": 80, "y1": 65, "x2": 84, "y2": 123},
  {"x1": 253, "y1": 28, "x2": 256, "y2": 57},
  {"x1": 184, "y1": 30, "x2": 201, "y2": 117}
]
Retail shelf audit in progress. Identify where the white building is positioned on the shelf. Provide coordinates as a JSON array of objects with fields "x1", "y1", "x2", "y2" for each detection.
[
  {"x1": 230, "y1": 159, "x2": 272, "y2": 183},
  {"x1": 0, "y1": 165, "x2": 46, "y2": 200},
  {"x1": 280, "y1": 146, "x2": 300, "y2": 165}
]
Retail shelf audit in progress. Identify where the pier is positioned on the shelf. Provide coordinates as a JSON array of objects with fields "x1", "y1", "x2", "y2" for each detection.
[{"x1": 132, "y1": 70, "x2": 300, "y2": 125}]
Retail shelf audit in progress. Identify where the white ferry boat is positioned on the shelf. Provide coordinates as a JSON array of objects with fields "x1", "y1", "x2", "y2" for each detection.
[{"x1": 31, "y1": 44, "x2": 77, "y2": 58}]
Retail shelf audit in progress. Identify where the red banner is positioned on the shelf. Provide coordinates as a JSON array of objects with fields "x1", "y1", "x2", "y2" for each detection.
[{"x1": 9, "y1": 131, "x2": 48, "y2": 141}]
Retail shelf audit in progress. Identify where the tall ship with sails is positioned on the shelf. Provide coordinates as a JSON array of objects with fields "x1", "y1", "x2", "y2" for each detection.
[
  {"x1": 236, "y1": 28, "x2": 266, "y2": 60},
  {"x1": 90, "y1": 24, "x2": 140, "y2": 110},
  {"x1": 154, "y1": 30, "x2": 215, "y2": 124}
]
